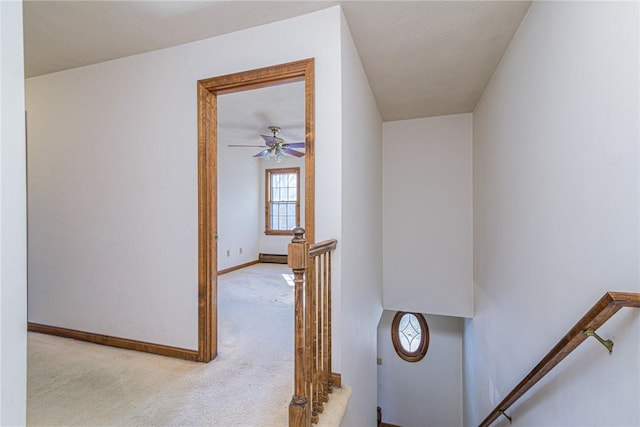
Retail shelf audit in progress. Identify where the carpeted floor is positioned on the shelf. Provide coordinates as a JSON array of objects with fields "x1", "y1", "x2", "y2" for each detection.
[{"x1": 27, "y1": 263, "x2": 297, "y2": 426}]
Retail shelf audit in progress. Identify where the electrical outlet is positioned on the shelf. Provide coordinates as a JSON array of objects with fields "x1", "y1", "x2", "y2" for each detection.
[
  {"x1": 239, "y1": 247, "x2": 243, "y2": 254},
  {"x1": 377, "y1": 358, "x2": 382, "y2": 365},
  {"x1": 226, "y1": 250, "x2": 230, "y2": 257}
]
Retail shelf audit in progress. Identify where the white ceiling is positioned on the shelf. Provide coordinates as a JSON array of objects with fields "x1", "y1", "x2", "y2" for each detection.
[
  {"x1": 22, "y1": 0, "x2": 531, "y2": 121},
  {"x1": 218, "y1": 81, "x2": 305, "y2": 150}
]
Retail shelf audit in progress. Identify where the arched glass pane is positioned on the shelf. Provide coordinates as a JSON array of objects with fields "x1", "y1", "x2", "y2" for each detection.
[
  {"x1": 398, "y1": 313, "x2": 422, "y2": 353},
  {"x1": 391, "y1": 311, "x2": 429, "y2": 362}
]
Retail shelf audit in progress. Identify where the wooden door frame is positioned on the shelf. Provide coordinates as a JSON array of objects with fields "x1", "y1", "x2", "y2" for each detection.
[{"x1": 196, "y1": 59, "x2": 315, "y2": 362}]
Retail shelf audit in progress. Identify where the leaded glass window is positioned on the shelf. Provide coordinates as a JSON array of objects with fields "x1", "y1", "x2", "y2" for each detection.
[{"x1": 391, "y1": 311, "x2": 429, "y2": 362}]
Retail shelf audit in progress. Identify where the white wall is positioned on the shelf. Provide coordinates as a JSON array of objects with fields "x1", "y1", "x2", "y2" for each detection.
[
  {"x1": 466, "y1": 2, "x2": 639, "y2": 426},
  {"x1": 377, "y1": 311, "x2": 463, "y2": 427},
  {"x1": 0, "y1": 0, "x2": 27, "y2": 424},
  {"x1": 26, "y1": 7, "x2": 344, "y2": 351},
  {"x1": 383, "y1": 114, "x2": 473, "y2": 318},
  {"x1": 339, "y1": 11, "x2": 384, "y2": 427},
  {"x1": 216, "y1": 141, "x2": 260, "y2": 271}
]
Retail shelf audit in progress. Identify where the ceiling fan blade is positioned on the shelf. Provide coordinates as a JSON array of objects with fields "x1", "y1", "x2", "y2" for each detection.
[
  {"x1": 261, "y1": 135, "x2": 278, "y2": 146},
  {"x1": 286, "y1": 142, "x2": 305, "y2": 148},
  {"x1": 283, "y1": 148, "x2": 305, "y2": 158},
  {"x1": 228, "y1": 144, "x2": 267, "y2": 147},
  {"x1": 253, "y1": 149, "x2": 270, "y2": 158}
]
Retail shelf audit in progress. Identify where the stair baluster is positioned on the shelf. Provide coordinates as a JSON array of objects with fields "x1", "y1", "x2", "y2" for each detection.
[{"x1": 288, "y1": 228, "x2": 339, "y2": 427}]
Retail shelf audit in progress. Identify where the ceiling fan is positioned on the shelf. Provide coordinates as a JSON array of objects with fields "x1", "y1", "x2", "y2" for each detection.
[{"x1": 228, "y1": 126, "x2": 305, "y2": 162}]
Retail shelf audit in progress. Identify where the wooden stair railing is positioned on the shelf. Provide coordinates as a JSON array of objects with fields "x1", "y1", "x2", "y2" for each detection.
[
  {"x1": 288, "y1": 227, "x2": 339, "y2": 427},
  {"x1": 480, "y1": 291, "x2": 640, "y2": 427}
]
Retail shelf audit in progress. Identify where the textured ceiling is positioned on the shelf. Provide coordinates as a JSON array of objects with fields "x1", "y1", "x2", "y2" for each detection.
[
  {"x1": 341, "y1": 1, "x2": 531, "y2": 120},
  {"x1": 22, "y1": 1, "x2": 531, "y2": 121},
  {"x1": 22, "y1": 1, "x2": 336, "y2": 78},
  {"x1": 218, "y1": 82, "x2": 305, "y2": 149}
]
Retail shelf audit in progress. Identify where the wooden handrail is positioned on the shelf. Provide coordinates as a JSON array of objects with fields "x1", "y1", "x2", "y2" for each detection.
[
  {"x1": 480, "y1": 291, "x2": 640, "y2": 427},
  {"x1": 308, "y1": 239, "x2": 337, "y2": 257}
]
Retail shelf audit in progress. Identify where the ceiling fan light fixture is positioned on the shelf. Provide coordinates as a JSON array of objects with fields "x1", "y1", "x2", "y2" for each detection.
[
  {"x1": 274, "y1": 147, "x2": 285, "y2": 163},
  {"x1": 229, "y1": 125, "x2": 305, "y2": 161}
]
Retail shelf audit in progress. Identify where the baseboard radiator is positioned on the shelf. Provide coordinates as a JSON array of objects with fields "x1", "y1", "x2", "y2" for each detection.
[
  {"x1": 287, "y1": 227, "x2": 340, "y2": 427},
  {"x1": 258, "y1": 253, "x2": 288, "y2": 264}
]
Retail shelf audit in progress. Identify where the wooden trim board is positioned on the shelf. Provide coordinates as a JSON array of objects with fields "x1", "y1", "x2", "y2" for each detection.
[
  {"x1": 331, "y1": 372, "x2": 342, "y2": 388},
  {"x1": 28, "y1": 323, "x2": 199, "y2": 361},
  {"x1": 217, "y1": 260, "x2": 260, "y2": 275},
  {"x1": 197, "y1": 58, "x2": 315, "y2": 362}
]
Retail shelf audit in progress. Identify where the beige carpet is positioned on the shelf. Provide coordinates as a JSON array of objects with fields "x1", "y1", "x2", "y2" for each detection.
[
  {"x1": 28, "y1": 263, "x2": 298, "y2": 426},
  {"x1": 28, "y1": 263, "x2": 350, "y2": 426}
]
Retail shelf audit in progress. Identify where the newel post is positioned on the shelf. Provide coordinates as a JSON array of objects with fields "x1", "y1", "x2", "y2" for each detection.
[{"x1": 288, "y1": 227, "x2": 311, "y2": 427}]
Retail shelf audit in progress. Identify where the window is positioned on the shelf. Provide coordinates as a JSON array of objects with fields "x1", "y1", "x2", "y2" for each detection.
[
  {"x1": 391, "y1": 311, "x2": 429, "y2": 362},
  {"x1": 265, "y1": 167, "x2": 300, "y2": 235}
]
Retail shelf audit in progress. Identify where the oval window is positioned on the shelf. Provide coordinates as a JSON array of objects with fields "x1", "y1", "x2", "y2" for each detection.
[{"x1": 391, "y1": 311, "x2": 429, "y2": 362}]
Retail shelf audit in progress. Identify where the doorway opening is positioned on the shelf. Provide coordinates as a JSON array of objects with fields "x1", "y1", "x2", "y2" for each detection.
[{"x1": 196, "y1": 59, "x2": 315, "y2": 362}]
